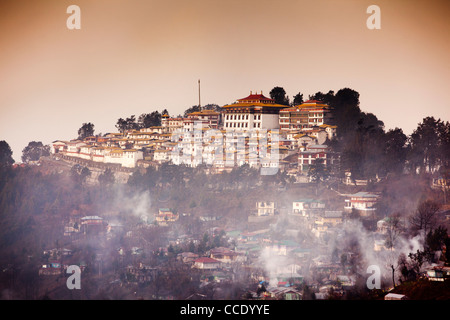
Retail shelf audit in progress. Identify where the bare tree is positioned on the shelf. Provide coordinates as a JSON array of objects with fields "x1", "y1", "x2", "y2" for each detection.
[
  {"x1": 384, "y1": 214, "x2": 402, "y2": 250},
  {"x1": 409, "y1": 200, "x2": 440, "y2": 237}
]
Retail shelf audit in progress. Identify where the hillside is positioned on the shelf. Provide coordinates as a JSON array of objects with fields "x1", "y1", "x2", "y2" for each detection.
[{"x1": 389, "y1": 279, "x2": 450, "y2": 300}]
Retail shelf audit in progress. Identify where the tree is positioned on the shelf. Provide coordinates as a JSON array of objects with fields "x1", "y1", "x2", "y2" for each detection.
[
  {"x1": 309, "y1": 90, "x2": 335, "y2": 105},
  {"x1": 78, "y1": 122, "x2": 95, "y2": 140},
  {"x1": 437, "y1": 121, "x2": 450, "y2": 168},
  {"x1": 384, "y1": 215, "x2": 402, "y2": 250},
  {"x1": 21, "y1": 141, "x2": 50, "y2": 163},
  {"x1": 116, "y1": 115, "x2": 139, "y2": 133},
  {"x1": 408, "y1": 249, "x2": 427, "y2": 277},
  {"x1": 98, "y1": 168, "x2": 115, "y2": 186},
  {"x1": 183, "y1": 105, "x2": 201, "y2": 117},
  {"x1": 409, "y1": 199, "x2": 440, "y2": 237},
  {"x1": 292, "y1": 92, "x2": 304, "y2": 105},
  {"x1": 331, "y1": 88, "x2": 361, "y2": 137},
  {"x1": 138, "y1": 111, "x2": 162, "y2": 128},
  {"x1": 70, "y1": 165, "x2": 91, "y2": 185},
  {"x1": 383, "y1": 128, "x2": 408, "y2": 175},
  {"x1": 425, "y1": 226, "x2": 447, "y2": 262},
  {"x1": 408, "y1": 117, "x2": 442, "y2": 173},
  {"x1": 0, "y1": 140, "x2": 14, "y2": 166},
  {"x1": 269, "y1": 86, "x2": 289, "y2": 105},
  {"x1": 308, "y1": 158, "x2": 328, "y2": 183}
]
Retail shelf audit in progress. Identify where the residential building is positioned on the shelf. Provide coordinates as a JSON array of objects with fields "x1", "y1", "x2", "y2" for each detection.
[
  {"x1": 256, "y1": 201, "x2": 277, "y2": 216},
  {"x1": 161, "y1": 116, "x2": 184, "y2": 133},
  {"x1": 292, "y1": 199, "x2": 325, "y2": 216},
  {"x1": 279, "y1": 100, "x2": 334, "y2": 131},
  {"x1": 187, "y1": 109, "x2": 221, "y2": 129},
  {"x1": 425, "y1": 266, "x2": 450, "y2": 281},
  {"x1": 156, "y1": 208, "x2": 179, "y2": 225},
  {"x1": 209, "y1": 247, "x2": 245, "y2": 264},
  {"x1": 298, "y1": 144, "x2": 330, "y2": 173},
  {"x1": 193, "y1": 257, "x2": 221, "y2": 270},
  {"x1": 104, "y1": 148, "x2": 144, "y2": 168},
  {"x1": 315, "y1": 211, "x2": 343, "y2": 226},
  {"x1": 344, "y1": 192, "x2": 379, "y2": 216}
]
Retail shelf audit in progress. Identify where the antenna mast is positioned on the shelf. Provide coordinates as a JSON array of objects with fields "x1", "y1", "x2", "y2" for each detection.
[{"x1": 198, "y1": 79, "x2": 201, "y2": 109}]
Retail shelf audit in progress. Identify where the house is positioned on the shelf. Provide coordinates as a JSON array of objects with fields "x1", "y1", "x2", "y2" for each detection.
[
  {"x1": 374, "y1": 239, "x2": 389, "y2": 251},
  {"x1": 100, "y1": 147, "x2": 144, "y2": 168},
  {"x1": 50, "y1": 140, "x2": 68, "y2": 154},
  {"x1": 343, "y1": 171, "x2": 369, "y2": 186},
  {"x1": 256, "y1": 201, "x2": 277, "y2": 216},
  {"x1": 376, "y1": 217, "x2": 399, "y2": 234},
  {"x1": 344, "y1": 192, "x2": 379, "y2": 216},
  {"x1": 319, "y1": 124, "x2": 337, "y2": 140},
  {"x1": 315, "y1": 211, "x2": 343, "y2": 226},
  {"x1": 161, "y1": 117, "x2": 184, "y2": 133},
  {"x1": 264, "y1": 286, "x2": 302, "y2": 300},
  {"x1": 209, "y1": 247, "x2": 245, "y2": 263},
  {"x1": 298, "y1": 144, "x2": 330, "y2": 173},
  {"x1": 294, "y1": 134, "x2": 317, "y2": 149},
  {"x1": 425, "y1": 266, "x2": 450, "y2": 281},
  {"x1": 178, "y1": 252, "x2": 199, "y2": 264},
  {"x1": 193, "y1": 257, "x2": 221, "y2": 270},
  {"x1": 39, "y1": 265, "x2": 63, "y2": 276},
  {"x1": 153, "y1": 149, "x2": 170, "y2": 163},
  {"x1": 155, "y1": 208, "x2": 179, "y2": 225},
  {"x1": 80, "y1": 216, "x2": 106, "y2": 234},
  {"x1": 64, "y1": 140, "x2": 85, "y2": 157},
  {"x1": 384, "y1": 293, "x2": 408, "y2": 300},
  {"x1": 292, "y1": 198, "x2": 325, "y2": 216}
]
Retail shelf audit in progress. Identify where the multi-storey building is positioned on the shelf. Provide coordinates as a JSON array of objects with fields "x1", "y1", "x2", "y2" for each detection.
[
  {"x1": 187, "y1": 109, "x2": 221, "y2": 129},
  {"x1": 279, "y1": 100, "x2": 334, "y2": 131},
  {"x1": 223, "y1": 91, "x2": 287, "y2": 130},
  {"x1": 298, "y1": 144, "x2": 330, "y2": 173},
  {"x1": 161, "y1": 116, "x2": 184, "y2": 133}
]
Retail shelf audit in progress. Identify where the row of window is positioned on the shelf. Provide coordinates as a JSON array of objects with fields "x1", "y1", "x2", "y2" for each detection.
[
  {"x1": 225, "y1": 122, "x2": 261, "y2": 128},
  {"x1": 280, "y1": 112, "x2": 324, "y2": 117},
  {"x1": 225, "y1": 114, "x2": 261, "y2": 120}
]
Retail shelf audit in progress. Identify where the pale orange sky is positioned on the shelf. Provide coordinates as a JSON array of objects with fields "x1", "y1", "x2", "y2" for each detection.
[{"x1": 0, "y1": 0, "x2": 449, "y2": 161}]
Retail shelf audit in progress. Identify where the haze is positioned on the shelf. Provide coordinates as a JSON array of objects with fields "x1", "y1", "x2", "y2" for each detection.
[{"x1": 0, "y1": 0, "x2": 449, "y2": 162}]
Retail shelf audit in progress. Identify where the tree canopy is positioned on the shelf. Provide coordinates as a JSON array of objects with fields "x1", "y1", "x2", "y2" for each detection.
[
  {"x1": 269, "y1": 86, "x2": 290, "y2": 105},
  {"x1": 0, "y1": 140, "x2": 14, "y2": 167},
  {"x1": 21, "y1": 141, "x2": 50, "y2": 163},
  {"x1": 78, "y1": 122, "x2": 95, "y2": 140}
]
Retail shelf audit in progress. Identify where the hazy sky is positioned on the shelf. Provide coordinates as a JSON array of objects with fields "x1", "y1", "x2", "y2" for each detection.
[{"x1": 1, "y1": 0, "x2": 449, "y2": 162}]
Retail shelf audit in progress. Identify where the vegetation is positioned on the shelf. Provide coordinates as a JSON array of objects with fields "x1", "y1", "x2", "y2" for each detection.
[
  {"x1": 21, "y1": 141, "x2": 50, "y2": 163},
  {"x1": 0, "y1": 86, "x2": 449, "y2": 300},
  {"x1": 77, "y1": 122, "x2": 95, "y2": 140}
]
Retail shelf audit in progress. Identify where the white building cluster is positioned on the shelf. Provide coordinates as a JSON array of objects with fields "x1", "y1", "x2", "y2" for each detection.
[{"x1": 50, "y1": 92, "x2": 337, "y2": 173}]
